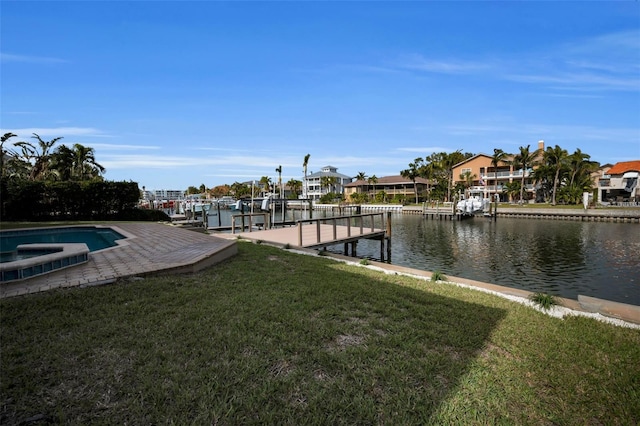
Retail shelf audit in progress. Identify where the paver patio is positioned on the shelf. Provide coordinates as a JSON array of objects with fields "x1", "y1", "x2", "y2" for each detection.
[{"x1": 0, "y1": 223, "x2": 237, "y2": 298}]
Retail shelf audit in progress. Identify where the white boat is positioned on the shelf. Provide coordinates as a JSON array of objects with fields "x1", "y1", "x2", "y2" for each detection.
[
  {"x1": 456, "y1": 196, "x2": 490, "y2": 214},
  {"x1": 217, "y1": 196, "x2": 237, "y2": 208}
]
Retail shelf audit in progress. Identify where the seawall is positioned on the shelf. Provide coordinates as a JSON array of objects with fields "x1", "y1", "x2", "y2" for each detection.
[{"x1": 402, "y1": 205, "x2": 640, "y2": 223}]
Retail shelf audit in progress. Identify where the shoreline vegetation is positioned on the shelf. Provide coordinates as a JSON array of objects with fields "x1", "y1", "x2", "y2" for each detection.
[{"x1": 2, "y1": 242, "x2": 639, "y2": 424}]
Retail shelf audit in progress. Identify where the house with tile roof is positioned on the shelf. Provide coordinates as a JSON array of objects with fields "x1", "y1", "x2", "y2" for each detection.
[{"x1": 596, "y1": 160, "x2": 640, "y2": 204}]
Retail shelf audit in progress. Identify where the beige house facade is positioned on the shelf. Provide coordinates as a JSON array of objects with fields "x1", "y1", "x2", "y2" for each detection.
[
  {"x1": 344, "y1": 175, "x2": 431, "y2": 202},
  {"x1": 451, "y1": 141, "x2": 545, "y2": 202}
]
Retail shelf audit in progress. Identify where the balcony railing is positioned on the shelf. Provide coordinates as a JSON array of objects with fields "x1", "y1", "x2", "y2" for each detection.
[
  {"x1": 481, "y1": 169, "x2": 531, "y2": 180},
  {"x1": 470, "y1": 184, "x2": 534, "y2": 192}
]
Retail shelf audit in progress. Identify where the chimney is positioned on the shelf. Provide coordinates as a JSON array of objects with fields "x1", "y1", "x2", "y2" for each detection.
[{"x1": 538, "y1": 140, "x2": 545, "y2": 151}]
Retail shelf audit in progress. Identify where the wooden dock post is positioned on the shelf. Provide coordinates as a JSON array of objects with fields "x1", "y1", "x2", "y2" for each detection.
[
  {"x1": 385, "y1": 212, "x2": 392, "y2": 262},
  {"x1": 316, "y1": 220, "x2": 321, "y2": 244}
]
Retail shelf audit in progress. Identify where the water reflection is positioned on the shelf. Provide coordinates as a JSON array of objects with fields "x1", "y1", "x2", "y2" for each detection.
[
  {"x1": 338, "y1": 215, "x2": 640, "y2": 305},
  {"x1": 207, "y1": 209, "x2": 639, "y2": 305}
]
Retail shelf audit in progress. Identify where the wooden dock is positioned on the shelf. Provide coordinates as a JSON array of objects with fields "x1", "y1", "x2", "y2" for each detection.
[{"x1": 231, "y1": 213, "x2": 392, "y2": 259}]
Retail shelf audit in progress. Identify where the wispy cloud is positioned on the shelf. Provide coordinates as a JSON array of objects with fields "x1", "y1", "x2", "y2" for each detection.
[
  {"x1": 99, "y1": 152, "x2": 407, "y2": 178},
  {"x1": 505, "y1": 29, "x2": 640, "y2": 92},
  {"x1": 0, "y1": 52, "x2": 67, "y2": 64},
  {"x1": 91, "y1": 143, "x2": 160, "y2": 151},
  {"x1": 397, "y1": 54, "x2": 491, "y2": 74},
  {"x1": 2, "y1": 127, "x2": 108, "y2": 139},
  {"x1": 391, "y1": 29, "x2": 639, "y2": 92},
  {"x1": 395, "y1": 147, "x2": 452, "y2": 154},
  {"x1": 505, "y1": 70, "x2": 639, "y2": 92},
  {"x1": 446, "y1": 122, "x2": 640, "y2": 146}
]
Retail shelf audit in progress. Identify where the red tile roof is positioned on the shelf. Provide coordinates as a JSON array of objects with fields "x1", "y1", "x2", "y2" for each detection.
[{"x1": 607, "y1": 161, "x2": 640, "y2": 175}]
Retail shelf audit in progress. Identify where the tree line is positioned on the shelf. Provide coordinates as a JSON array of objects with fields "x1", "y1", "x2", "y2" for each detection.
[
  {"x1": 1, "y1": 133, "x2": 155, "y2": 221},
  {"x1": 196, "y1": 146, "x2": 599, "y2": 206}
]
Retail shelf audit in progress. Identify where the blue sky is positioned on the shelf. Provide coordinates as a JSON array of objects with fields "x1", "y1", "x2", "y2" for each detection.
[{"x1": 2, "y1": 1, "x2": 639, "y2": 191}]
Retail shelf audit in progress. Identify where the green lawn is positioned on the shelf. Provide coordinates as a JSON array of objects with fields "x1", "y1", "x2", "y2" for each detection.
[{"x1": 1, "y1": 242, "x2": 639, "y2": 425}]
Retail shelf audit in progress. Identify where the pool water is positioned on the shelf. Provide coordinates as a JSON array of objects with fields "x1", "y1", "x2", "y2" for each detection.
[{"x1": 0, "y1": 226, "x2": 126, "y2": 261}]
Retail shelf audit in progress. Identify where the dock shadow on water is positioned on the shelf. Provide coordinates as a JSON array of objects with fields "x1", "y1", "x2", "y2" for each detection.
[{"x1": 0, "y1": 243, "x2": 507, "y2": 424}]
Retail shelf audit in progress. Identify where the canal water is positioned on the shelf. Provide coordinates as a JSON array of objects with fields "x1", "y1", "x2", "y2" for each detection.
[
  {"x1": 205, "y1": 208, "x2": 640, "y2": 305},
  {"x1": 344, "y1": 214, "x2": 640, "y2": 306}
]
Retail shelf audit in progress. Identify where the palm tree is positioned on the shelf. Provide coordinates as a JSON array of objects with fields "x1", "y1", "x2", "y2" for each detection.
[
  {"x1": 502, "y1": 181, "x2": 521, "y2": 202},
  {"x1": 419, "y1": 160, "x2": 436, "y2": 202},
  {"x1": 431, "y1": 150, "x2": 466, "y2": 202},
  {"x1": 355, "y1": 171, "x2": 367, "y2": 181},
  {"x1": 0, "y1": 132, "x2": 18, "y2": 178},
  {"x1": 459, "y1": 170, "x2": 476, "y2": 192},
  {"x1": 50, "y1": 144, "x2": 75, "y2": 181},
  {"x1": 543, "y1": 145, "x2": 568, "y2": 205},
  {"x1": 513, "y1": 145, "x2": 540, "y2": 203},
  {"x1": 14, "y1": 133, "x2": 63, "y2": 181},
  {"x1": 401, "y1": 157, "x2": 423, "y2": 204},
  {"x1": 490, "y1": 148, "x2": 509, "y2": 200},
  {"x1": 259, "y1": 176, "x2": 272, "y2": 197},
  {"x1": 567, "y1": 149, "x2": 597, "y2": 188},
  {"x1": 367, "y1": 175, "x2": 378, "y2": 202},
  {"x1": 354, "y1": 171, "x2": 368, "y2": 196},
  {"x1": 302, "y1": 154, "x2": 310, "y2": 199},
  {"x1": 50, "y1": 143, "x2": 105, "y2": 181},
  {"x1": 320, "y1": 176, "x2": 336, "y2": 195},
  {"x1": 531, "y1": 163, "x2": 554, "y2": 203},
  {"x1": 286, "y1": 178, "x2": 302, "y2": 198},
  {"x1": 72, "y1": 144, "x2": 105, "y2": 180}
]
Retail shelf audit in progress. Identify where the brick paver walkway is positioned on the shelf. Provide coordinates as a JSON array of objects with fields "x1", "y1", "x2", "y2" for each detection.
[{"x1": 1, "y1": 223, "x2": 237, "y2": 298}]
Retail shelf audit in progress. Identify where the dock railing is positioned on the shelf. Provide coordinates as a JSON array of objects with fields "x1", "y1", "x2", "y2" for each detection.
[
  {"x1": 296, "y1": 212, "x2": 387, "y2": 247},
  {"x1": 231, "y1": 213, "x2": 270, "y2": 234}
]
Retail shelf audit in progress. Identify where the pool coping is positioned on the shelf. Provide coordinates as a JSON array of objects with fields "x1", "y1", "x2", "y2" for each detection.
[{"x1": 0, "y1": 243, "x2": 90, "y2": 282}]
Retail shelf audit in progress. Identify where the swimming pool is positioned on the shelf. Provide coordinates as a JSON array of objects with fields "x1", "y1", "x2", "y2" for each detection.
[
  {"x1": 0, "y1": 226, "x2": 127, "y2": 282},
  {"x1": 0, "y1": 226, "x2": 126, "y2": 255}
]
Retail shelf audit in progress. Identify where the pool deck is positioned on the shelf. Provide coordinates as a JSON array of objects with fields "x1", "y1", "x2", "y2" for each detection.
[{"x1": 0, "y1": 223, "x2": 237, "y2": 299}]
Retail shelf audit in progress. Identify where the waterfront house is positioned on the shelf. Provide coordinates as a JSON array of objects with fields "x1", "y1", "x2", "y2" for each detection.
[
  {"x1": 596, "y1": 160, "x2": 640, "y2": 205},
  {"x1": 451, "y1": 141, "x2": 545, "y2": 202},
  {"x1": 344, "y1": 175, "x2": 431, "y2": 203},
  {"x1": 303, "y1": 166, "x2": 353, "y2": 200}
]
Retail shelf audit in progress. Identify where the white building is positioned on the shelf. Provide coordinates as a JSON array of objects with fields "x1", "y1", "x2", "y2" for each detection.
[
  {"x1": 153, "y1": 189, "x2": 185, "y2": 200},
  {"x1": 303, "y1": 166, "x2": 353, "y2": 200}
]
